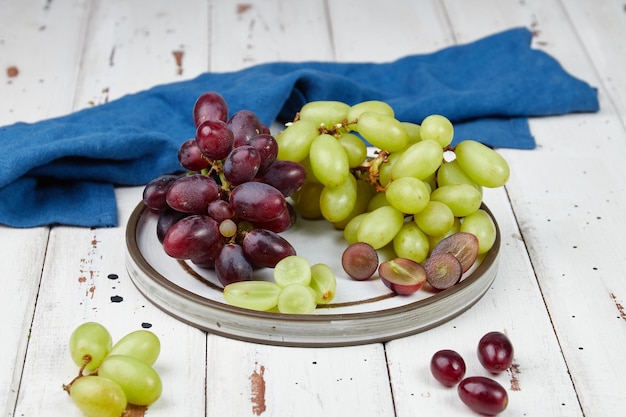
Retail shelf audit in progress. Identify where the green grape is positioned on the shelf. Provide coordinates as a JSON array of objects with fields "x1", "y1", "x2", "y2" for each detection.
[
  {"x1": 293, "y1": 181, "x2": 324, "y2": 219},
  {"x1": 414, "y1": 201, "x2": 455, "y2": 237},
  {"x1": 109, "y1": 330, "x2": 160, "y2": 366},
  {"x1": 366, "y1": 191, "x2": 389, "y2": 212},
  {"x1": 274, "y1": 255, "x2": 312, "y2": 287},
  {"x1": 437, "y1": 159, "x2": 482, "y2": 192},
  {"x1": 299, "y1": 157, "x2": 321, "y2": 183},
  {"x1": 68, "y1": 376, "x2": 127, "y2": 417},
  {"x1": 460, "y1": 209, "x2": 497, "y2": 254},
  {"x1": 378, "y1": 151, "x2": 401, "y2": 187},
  {"x1": 333, "y1": 179, "x2": 376, "y2": 229},
  {"x1": 454, "y1": 140, "x2": 510, "y2": 188},
  {"x1": 430, "y1": 184, "x2": 482, "y2": 217},
  {"x1": 347, "y1": 100, "x2": 395, "y2": 122},
  {"x1": 320, "y1": 174, "x2": 357, "y2": 223},
  {"x1": 343, "y1": 212, "x2": 368, "y2": 244},
  {"x1": 98, "y1": 355, "x2": 162, "y2": 406},
  {"x1": 309, "y1": 134, "x2": 350, "y2": 187},
  {"x1": 357, "y1": 205, "x2": 405, "y2": 249},
  {"x1": 385, "y1": 177, "x2": 430, "y2": 214},
  {"x1": 309, "y1": 263, "x2": 337, "y2": 304},
  {"x1": 401, "y1": 121, "x2": 422, "y2": 143},
  {"x1": 299, "y1": 100, "x2": 350, "y2": 128},
  {"x1": 277, "y1": 283, "x2": 317, "y2": 314},
  {"x1": 428, "y1": 218, "x2": 462, "y2": 250},
  {"x1": 276, "y1": 119, "x2": 319, "y2": 162},
  {"x1": 355, "y1": 111, "x2": 409, "y2": 152},
  {"x1": 420, "y1": 114, "x2": 454, "y2": 147},
  {"x1": 391, "y1": 139, "x2": 443, "y2": 180},
  {"x1": 69, "y1": 322, "x2": 113, "y2": 374},
  {"x1": 338, "y1": 133, "x2": 368, "y2": 168},
  {"x1": 223, "y1": 281, "x2": 282, "y2": 311},
  {"x1": 393, "y1": 222, "x2": 430, "y2": 263}
]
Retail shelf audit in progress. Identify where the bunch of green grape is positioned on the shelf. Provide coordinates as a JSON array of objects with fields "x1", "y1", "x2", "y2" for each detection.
[
  {"x1": 63, "y1": 322, "x2": 162, "y2": 417},
  {"x1": 279, "y1": 100, "x2": 509, "y2": 263},
  {"x1": 224, "y1": 255, "x2": 336, "y2": 314}
]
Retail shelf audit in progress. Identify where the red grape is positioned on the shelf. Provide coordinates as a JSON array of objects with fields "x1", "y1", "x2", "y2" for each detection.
[
  {"x1": 142, "y1": 175, "x2": 178, "y2": 213},
  {"x1": 207, "y1": 199, "x2": 235, "y2": 223},
  {"x1": 162, "y1": 215, "x2": 220, "y2": 260},
  {"x1": 242, "y1": 228, "x2": 296, "y2": 268},
  {"x1": 430, "y1": 349, "x2": 466, "y2": 387},
  {"x1": 215, "y1": 243, "x2": 253, "y2": 286},
  {"x1": 223, "y1": 145, "x2": 261, "y2": 186},
  {"x1": 341, "y1": 242, "x2": 379, "y2": 281},
  {"x1": 178, "y1": 138, "x2": 210, "y2": 171},
  {"x1": 248, "y1": 134, "x2": 278, "y2": 173},
  {"x1": 165, "y1": 174, "x2": 219, "y2": 214},
  {"x1": 254, "y1": 203, "x2": 296, "y2": 233},
  {"x1": 430, "y1": 232, "x2": 479, "y2": 273},
  {"x1": 156, "y1": 208, "x2": 187, "y2": 243},
  {"x1": 477, "y1": 331, "x2": 514, "y2": 374},
  {"x1": 193, "y1": 91, "x2": 228, "y2": 126},
  {"x1": 458, "y1": 376, "x2": 508, "y2": 415},
  {"x1": 423, "y1": 252, "x2": 463, "y2": 290},
  {"x1": 227, "y1": 110, "x2": 264, "y2": 147},
  {"x1": 378, "y1": 257, "x2": 426, "y2": 295},
  {"x1": 229, "y1": 182, "x2": 287, "y2": 223},
  {"x1": 195, "y1": 119, "x2": 234, "y2": 161},
  {"x1": 255, "y1": 160, "x2": 307, "y2": 197}
]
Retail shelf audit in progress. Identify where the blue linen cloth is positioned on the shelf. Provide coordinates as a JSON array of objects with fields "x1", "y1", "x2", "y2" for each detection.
[{"x1": 0, "y1": 27, "x2": 599, "y2": 228}]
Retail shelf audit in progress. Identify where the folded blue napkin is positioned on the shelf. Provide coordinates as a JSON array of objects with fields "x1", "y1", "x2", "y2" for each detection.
[{"x1": 0, "y1": 27, "x2": 599, "y2": 228}]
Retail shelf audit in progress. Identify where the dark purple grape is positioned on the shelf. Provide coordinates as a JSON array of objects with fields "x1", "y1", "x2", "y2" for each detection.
[
  {"x1": 227, "y1": 110, "x2": 264, "y2": 147},
  {"x1": 430, "y1": 232, "x2": 479, "y2": 273},
  {"x1": 207, "y1": 199, "x2": 235, "y2": 223},
  {"x1": 193, "y1": 91, "x2": 228, "y2": 126},
  {"x1": 162, "y1": 215, "x2": 221, "y2": 260},
  {"x1": 423, "y1": 252, "x2": 463, "y2": 290},
  {"x1": 178, "y1": 138, "x2": 210, "y2": 171},
  {"x1": 430, "y1": 349, "x2": 466, "y2": 387},
  {"x1": 190, "y1": 239, "x2": 224, "y2": 269},
  {"x1": 229, "y1": 182, "x2": 287, "y2": 223},
  {"x1": 255, "y1": 160, "x2": 306, "y2": 197},
  {"x1": 242, "y1": 229, "x2": 296, "y2": 268},
  {"x1": 142, "y1": 175, "x2": 178, "y2": 213},
  {"x1": 247, "y1": 134, "x2": 278, "y2": 173},
  {"x1": 254, "y1": 202, "x2": 296, "y2": 233},
  {"x1": 477, "y1": 331, "x2": 514, "y2": 374},
  {"x1": 166, "y1": 174, "x2": 219, "y2": 214},
  {"x1": 215, "y1": 243, "x2": 253, "y2": 286},
  {"x1": 378, "y1": 257, "x2": 427, "y2": 295},
  {"x1": 223, "y1": 145, "x2": 261, "y2": 186},
  {"x1": 156, "y1": 208, "x2": 188, "y2": 243},
  {"x1": 195, "y1": 120, "x2": 234, "y2": 161},
  {"x1": 341, "y1": 242, "x2": 379, "y2": 281},
  {"x1": 458, "y1": 376, "x2": 508, "y2": 415}
]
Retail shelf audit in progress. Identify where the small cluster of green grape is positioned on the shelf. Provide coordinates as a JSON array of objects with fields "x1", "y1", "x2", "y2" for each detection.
[
  {"x1": 63, "y1": 322, "x2": 162, "y2": 417},
  {"x1": 224, "y1": 255, "x2": 336, "y2": 314},
  {"x1": 279, "y1": 100, "x2": 509, "y2": 262}
]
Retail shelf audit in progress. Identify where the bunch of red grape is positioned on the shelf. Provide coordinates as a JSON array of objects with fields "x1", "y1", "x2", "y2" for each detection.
[{"x1": 142, "y1": 92, "x2": 306, "y2": 286}]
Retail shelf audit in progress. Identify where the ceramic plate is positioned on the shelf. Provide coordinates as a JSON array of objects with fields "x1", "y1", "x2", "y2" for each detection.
[{"x1": 125, "y1": 202, "x2": 500, "y2": 347}]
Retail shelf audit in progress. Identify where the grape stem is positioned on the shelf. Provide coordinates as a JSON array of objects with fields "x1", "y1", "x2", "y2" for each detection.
[{"x1": 352, "y1": 150, "x2": 390, "y2": 192}]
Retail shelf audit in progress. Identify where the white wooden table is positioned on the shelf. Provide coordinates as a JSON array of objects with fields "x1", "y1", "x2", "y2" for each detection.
[{"x1": 2, "y1": 1, "x2": 625, "y2": 416}]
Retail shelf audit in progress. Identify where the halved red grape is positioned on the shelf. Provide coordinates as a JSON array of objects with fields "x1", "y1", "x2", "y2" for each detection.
[
  {"x1": 342, "y1": 242, "x2": 379, "y2": 281},
  {"x1": 378, "y1": 257, "x2": 426, "y2": 295},
  {"x1": 430, "y1": 232, "x2": 479, "y2": 272},
  {"x1": 477, "y1": 331, "x2": 514, "y2": 374},
  {"x1": 430, "y1": 349, "x2": 466, "y2": 387},
  {"x1": 423, "y1": 252, "x2": 463, "y2": 290},
  {"x1": 193, "y1": 91, "x2": 228, "y2": 126},
  {"x1": 458, "y1": 376, "x2": 508, "y2": 415}
]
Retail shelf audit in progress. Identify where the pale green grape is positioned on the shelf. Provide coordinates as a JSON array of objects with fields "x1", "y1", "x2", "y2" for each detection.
[
  {"x1": 274, "y1": 255, "x2": 312, "y2": 287},
  {"x1": 385, "y1": 176, "x2": 430, "y2": 214},
  {"x1": 355, "y1": 111, "x2": 409, "y2": 152},
  {"x1": 333, "y1": 179, "x2": 376, "y2": 229},
  {"x1": 343, "y1": 212, "x2": 368, "y2": 244},
  {"x1": 428, "y1": 218, "x2": 461, "y2": 250},
  {"x1": 338, "y1": 133, "x2": 368, "y2": 168},
  {"x1": 69, "y1": 322, "x2": 112, "y2": 374},
  {"x1": 437, "y1": 159, "x2": 482, "y2": 192},
  {"x1": 378, "y1": 151, "x2": 402, "y2": 187},
  {"x1": 299, "y1": 100, "x2": 350, "y2": 128},
  {"x1": 357, "y1": 205, "x2": 405, "y2": 249},
  {"x1": 223, "y1": 281, "x2": 282, "y2": 311},
  {"x1": 309, "y1": 263, "x2": 337, "y2": 304},
  {"x1": 276, "y1": 119, "x2": 318, "y2": 162},
  {"x1": 277, "y1": 283, "x2": 317, "y2": 314},
  {"x1": 393, "y1": 222, "x2": 430, "y2": 263},
  {"x1": 401, "y1": 122, "x2": 422, "y2": 143},
  {"x1": 109, "y1": 330, "x2": 160, "y2": 366},
  {"x1": 430, "y1": 184, "x2": 482, "y2": 217},
  {"x1": 366, "y1": 191, "x2": 389, "y2": 212},
  {"x1": 320, "y1": 175, "x2": 357, "y2": 223},
  {"x1": 309, "y1": 134, "x2": 350, "y2": 187},
  {"x1": 391, "y1": 139, "x2": 443, "y2": 180},
  {"x1": 299, "y1": 157, "x2": 321, "y2": 183},
  {"x1": 98, "y1": 355, "x2": 162, "y2": 406},
  {"x1": 347, "y1": 100, "x2": 395, "y2": 122},
  {"x1": 293, "y1": 181, "x2": 324, "y2": 219},
  {"x1": 454, "y1": 140, "x2": 510, "y2": 188},
  {"x1": 69, "y1": 376, "x2": 127, "y2": 417},
  {"x1": 460, "y1": 209, "x2": 497, "y2": 254},
  {"x1": 414, "y1": 201, "x2": 455, "y2": 236},
  {"x1": 420, "y1": 114, "x2": 454, "y2": 147}
]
